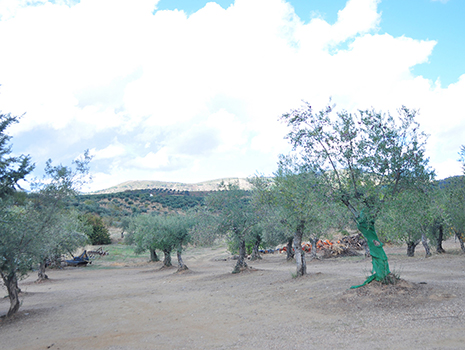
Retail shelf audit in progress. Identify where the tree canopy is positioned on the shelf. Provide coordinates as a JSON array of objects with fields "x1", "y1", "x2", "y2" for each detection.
[
  {"x1": 280, "y1": 102, "x2": 435, "y2": 285},
  {"x1": 0, "y1": 111, "x2": 91, "y2": 316},
  {"x1": 205, "y1": 182, "x2": 260, "y2": 273}
]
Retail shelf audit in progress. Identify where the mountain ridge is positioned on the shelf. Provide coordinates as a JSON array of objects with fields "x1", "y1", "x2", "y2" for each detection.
[{"x1": 89, "y1": 177, "x2": 252, "y2": 194}]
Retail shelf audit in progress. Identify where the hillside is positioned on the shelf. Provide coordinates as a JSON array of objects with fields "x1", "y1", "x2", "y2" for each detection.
[
  {"x1": 72, "y1": 178, "x2": 253, "y2": 222},
  {"x1": 91, "y1": 177, "x2": 252, "y2": 194}
]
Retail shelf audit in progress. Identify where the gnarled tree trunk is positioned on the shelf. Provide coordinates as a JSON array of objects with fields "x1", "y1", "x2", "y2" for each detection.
[
  {"x1": 177, "y1": 251, "x2": 188, "y2": 271},
  {"x1": 293, "y1": 221, "x2": 306, "y2": 277},
  {"x1": 232, "y1": 239, "x2": 248, "y2": 273},
  {"x1": 308, "y1": 237, "x2": 318, "y2": 260},
  {"x1": 436, "y1": 224, "x2": 445, "y2": 253},
  {"x1": 163, "y1": 250, "x2": 172, "y2": 267},
  {"x1": 150, "y1": 249, "x2": 159, "y2": 262},
  {"x1": 1, "y1": 271, "x2": 21, "y2": 317},
  {"x1": 37, "y1": 259, "x2": 49, "y2": 281},
  {"x1": 250, "y1": 239, "x2": 262, "y2": 261},
  {"x1": 421, "y1": 233, "x2": 431, "y2": 257},
  {"x1": 406, "y1": 240, "x2": 419, "y2": 257},
  {"x1": 286, "y1": 237, "x2": 294, "y2": 261},
  {"x1": 455, "y1": 231, "x2": 465, "y2": 253}
]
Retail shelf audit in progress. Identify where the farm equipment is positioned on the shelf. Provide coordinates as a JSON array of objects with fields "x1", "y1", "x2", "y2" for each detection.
[
  {"x1": 65, "y1": 250, "x2": 91, "y2": 266},
  {"x1": 65, "y1": 247, "x2": 109, "y2": 267},
  {"x1": 87, "y1": 247, "x2": 109, "y2": 258}
]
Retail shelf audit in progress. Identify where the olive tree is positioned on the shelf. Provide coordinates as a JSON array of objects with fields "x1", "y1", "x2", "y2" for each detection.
[
  {"x1": 0, "y1": 112, "x2": 34, "y2": 317},
  {"x1": 126, "y1": 214, "x2": 160, "y2": 262},
  {"x1": 440, "y1": 175, "x2": 465, "y2": 253},
  {"x1": 252, "y1": 159, "x2": 337, "y2": 277},
  {"x1": 189, "y1": 206, "x2": 221, "y2": 247},
  {"x1": 377, "y1": 186, "x2": 434, "y2": 257},
  {"x1": 127, "y1": 213, "x2": 194, "y2": 271},
  {"x1": 160, "y1": 214, "x2": 195, "y2": 271},
  {"x1": 0, "y1": 111, "x2": 90, "y2": 316},
  {"x1": 249, "y1": 184, "x2": 295, "y2": 261},
  {"x1": 281, "y1": 102, "x2": 434, "y2": 286},
  {"x1": 206, "y1": 182, "x2": 260, "y2": 273},
  {"x1": 31, "y1": 155, "x2": 92, "y2": 280},
  {"x1": 0, "y1": 114, "x2": 34, "y2": 198}
]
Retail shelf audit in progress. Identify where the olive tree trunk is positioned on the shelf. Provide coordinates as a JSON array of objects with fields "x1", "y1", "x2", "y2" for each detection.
[
  {"x1": 406, "y1": 240, "x2": 419, "y2": 257},
  {"x1": 232, "y1": 239, "x2": 248, "y2": 274},
  {"x1": 455, "y1": 231, "x2": 465, "y2": 253},
  {"x1": 150, "y1": 249, "x2": 160, "y2": 262},
  {"x1": 286, "y1": 237, "x2": 294, "y2": 261},
  {"x1": 177, "y1": 251, "x2": 188, "y2": 271},
  {"x1": 163, "y1": 250, "x2": 172, "y2": 267},
  {"x1": 436, "y1": 224, "x2": 445, "y2": 253},
  {"x1": 250, "y1": 240, "x2": 262, "y2": 261},
  {"x1": 308, "y1": 237, "x2": 318, "y2": 260},
  {"x1": 421, "y1": 233, "x2": 431, "y2": 257},
  {"x1": 362, "y1": 238, "x2": 371, "y2": 258},
  {"x1": 293, "y1": 222, "x2": 306, "y2": 277},
  {"x1": 1, "y1": 271, "x2": 21, "y2": 317},
  {"x1": 37, "y1": 259, "x2": 49, "y2": 281}
]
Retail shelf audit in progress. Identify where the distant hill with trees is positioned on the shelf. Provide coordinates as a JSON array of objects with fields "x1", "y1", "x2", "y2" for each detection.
[
  {"x1": 71, "y1": 178, "x2": 252, "y2": 226},
  {"x1": 90, "y1": 178, "x2": 252, "y2": 194}
]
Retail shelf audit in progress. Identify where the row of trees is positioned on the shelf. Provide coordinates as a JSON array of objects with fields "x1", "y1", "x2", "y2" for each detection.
[
  {"x1": 124, "y1": 103, "x2": 465, "y2": 289},
  {"x1": 71, "y1": 189, "x2": 204, "y2": 221},
  {"x1": 4, "y1": 101, "x2": 464, "y2": 317},
  {"x1": 125, "y1": 213, "x2": 195, "y2": 270}
]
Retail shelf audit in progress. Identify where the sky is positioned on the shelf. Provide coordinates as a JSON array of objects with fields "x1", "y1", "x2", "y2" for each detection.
[{"x1": 0, "y1": 0, "x2": 464, "y2": 192}]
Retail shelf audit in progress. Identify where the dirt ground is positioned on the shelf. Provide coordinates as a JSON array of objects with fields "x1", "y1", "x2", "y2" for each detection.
[{"x1": 1, "y1": 240, "x2": 464, "y2": 350}]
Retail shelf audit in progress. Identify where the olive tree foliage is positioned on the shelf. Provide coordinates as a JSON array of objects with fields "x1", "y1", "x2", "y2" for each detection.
[
  {"x1": 30, "y1": 208, "x2": 89, "y2": 280},
  {"x1": 426, "y1": 183, "x2": 452, "y2": 254},
  {"x1": 377, "y1": 186, "x2": 435, "y2": 257},
  {"x1": 281, "y1": 102, "x2": 434, "y2": 286},
  {"x1": 119, "y1": 217, "x2": 131, "y2": 239},
  {"x1": 450, "y1": 145, "x2": 465, "y2": 252},
  {"x1": 126, "y1": 213, "x2": 195, "y2": 271},
  {"x1": 247, "y1": 223, "x2": 265, "y2": 261},
  {"x1": 425, "y1": 146, "x2": 465, "y2": 254},
  {"x1": 206, "y1": 182, "x2": 261, "y2": 274},
  {"x1": 163, "y1": 214, "x2": 195, "y2": 271},
  {"x1": 247, "y1": 180, "x2": 295, "y2": 260},
  {"x1": 0, "y1": 112, "x2": 35, "y2": 317},
  {"x1": 252, "y1": 159, "x2": 341, "y2": 277},
  {"x1": 451, "y1": 146, "x2": 465, "y2": 251},
  {"x1": 0, "y1": 111, "x2": 90, "y2": 317},
  {"x1": 439, "y1": 175, "x2": 465, "y2": 253},
  {"x1": 29, "y1": 152, "x2": 92, "y2": 280},
  {"x1": 189, "y1": 205, "x2": 220, "y2": 247},
  {"x1": 125, "y1": 214, "x2": 159, "y2": 261},
  {"x1": 0, "y1": 114, "x2": 34, "y2": 198}
]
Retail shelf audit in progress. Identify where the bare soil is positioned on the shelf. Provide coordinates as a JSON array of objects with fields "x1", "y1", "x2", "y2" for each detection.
[{"x1": 1, "y1": 240, "x2": 464, "y2": 350}]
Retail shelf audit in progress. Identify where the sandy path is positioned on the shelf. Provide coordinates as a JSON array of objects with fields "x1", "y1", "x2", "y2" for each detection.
[{"x1": 1, "y1": 242, "x2": 464, "y2": 350}]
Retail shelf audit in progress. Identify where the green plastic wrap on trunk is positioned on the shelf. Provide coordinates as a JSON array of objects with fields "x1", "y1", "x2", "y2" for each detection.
[{"x1": 350, "y1": 209, "x2": 390, "y2": 289}]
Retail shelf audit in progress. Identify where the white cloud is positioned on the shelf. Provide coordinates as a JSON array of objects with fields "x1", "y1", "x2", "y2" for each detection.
[
  {"x1": 91, "y1": 141, "x2": 126, "y2": 160},
  {"x1": 332, "y1": 0, "x2": 381, "y2": 43},
  {"x1": 129, "y1": 147, "x2": 171, "y2": 170},
  {"x1": 1, "y1": 0, "x2": 464, "y2": 191}
]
